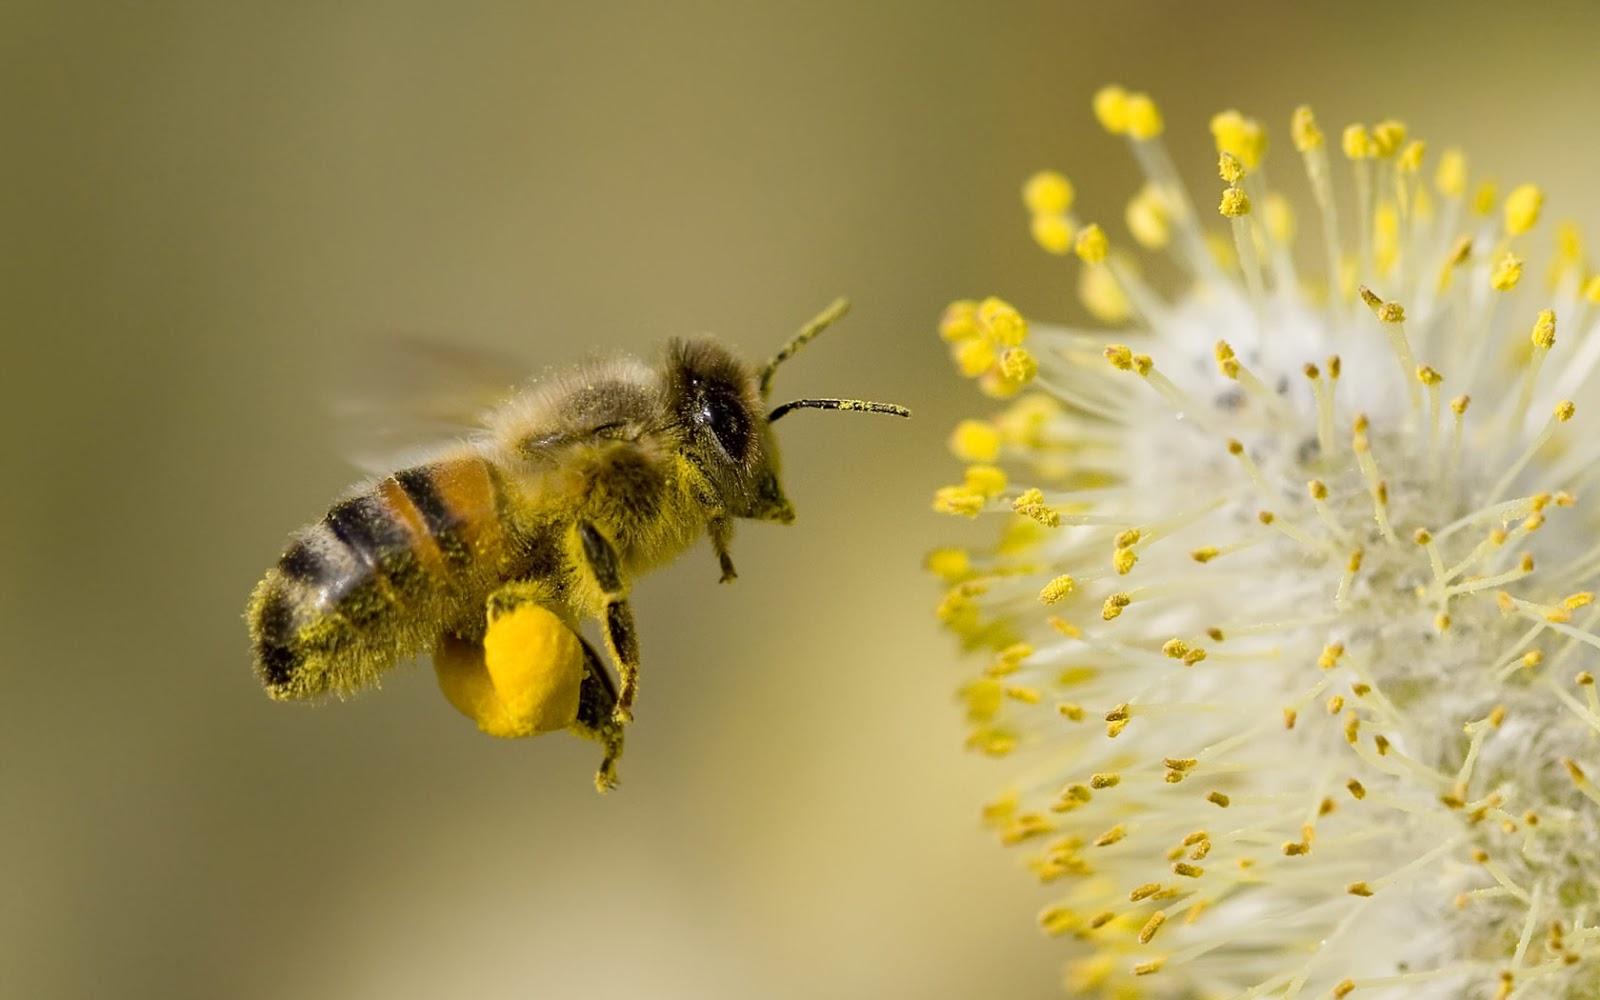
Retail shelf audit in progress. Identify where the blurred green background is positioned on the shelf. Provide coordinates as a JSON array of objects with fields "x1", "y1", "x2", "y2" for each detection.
[{"x1": 6, "y1": 2, "x2": 1600, "y2": 997}]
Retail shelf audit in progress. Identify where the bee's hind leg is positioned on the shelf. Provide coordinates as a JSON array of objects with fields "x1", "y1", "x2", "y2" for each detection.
[
  {"x1": 571, "y1": 637, "x2": 626, "y2": 792},
  {"x1": 576, "y1": 521, "x2": 641, "y2": 726}
]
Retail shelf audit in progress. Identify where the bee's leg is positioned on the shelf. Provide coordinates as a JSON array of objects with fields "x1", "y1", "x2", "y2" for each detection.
[
  {"x1": 708, "y1": 515, "x2": 737, "y2": 583},
  {"x1": 576, "y1": 521, "x2": 641, "y2": 725},
  {"x1": 570, "y1": 637, "x2": 626, "y2": 792}
]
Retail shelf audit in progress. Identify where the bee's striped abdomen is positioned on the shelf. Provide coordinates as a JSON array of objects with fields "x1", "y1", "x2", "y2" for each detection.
[{"x1": 249, "y1": 455, "x2": 513, "y2": 700}]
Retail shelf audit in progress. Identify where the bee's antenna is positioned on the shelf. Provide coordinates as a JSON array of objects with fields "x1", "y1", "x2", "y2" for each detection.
[
  {"x1": 767, "y1": 398, "x2": 911, "y2": 422},
  {"x1": 758, "y1": 297, "x2": 852, "y2": 399}
]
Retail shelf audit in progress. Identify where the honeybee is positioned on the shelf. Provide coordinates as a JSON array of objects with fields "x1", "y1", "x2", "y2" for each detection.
[{"x1": 247, "y1": 300, "x2": 907, "y2": 790}]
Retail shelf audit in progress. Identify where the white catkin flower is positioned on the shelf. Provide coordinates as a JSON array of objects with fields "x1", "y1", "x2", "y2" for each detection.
[{"x1": 930, "y1": 86, "x2": 1600, "y2": 999}]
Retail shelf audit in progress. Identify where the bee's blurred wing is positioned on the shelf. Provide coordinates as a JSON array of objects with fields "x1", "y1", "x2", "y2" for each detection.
[{"x1": 331, "y1": 335, "x2": 530, "y2": 475}]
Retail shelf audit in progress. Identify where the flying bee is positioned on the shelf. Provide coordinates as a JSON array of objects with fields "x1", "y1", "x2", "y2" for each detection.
[{"x1": 246, "y1": 299, "x2": 908, "y2": 790}]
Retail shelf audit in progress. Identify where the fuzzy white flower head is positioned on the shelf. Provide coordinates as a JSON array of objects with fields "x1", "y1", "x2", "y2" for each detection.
[{"x1": 932, "y1": 87, "x2": 1600, "y2": 999}]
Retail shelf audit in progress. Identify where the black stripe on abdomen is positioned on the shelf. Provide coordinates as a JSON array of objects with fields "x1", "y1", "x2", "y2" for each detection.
[{"x1": 325, "y1": 496, "x2": 410, "y2": 570}]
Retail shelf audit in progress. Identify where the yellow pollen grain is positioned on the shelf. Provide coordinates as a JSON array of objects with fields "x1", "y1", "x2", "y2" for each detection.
[
  {"x1": 1038, "y1": 575, "x2": 1076, "y2": 605},
  {"x1": 1075, "y1": 224, "x2": 1109, "y2": 263},
  {"x1": 1022, "y1": 170, "x2": 1075, "y2": 216},
  {"x1": 1138, "y1": 910, "x2": 1167, "y2": 944},
  {"x1": 1219, "y1": 186, "x2": 1251, "y2": 218},
  {"x1": 1504, "y1": 183, "x2": 1544, "y2": 236},
  {"x1": 1124, "y1": 92, "x2": 1163, "y2": 139},
  {"x1": 1291, "y1": 105, "x2": 1323, "y2": 151},
  {"x1": 1129, "y1": 882, "x2": 1161, "y2": 901},
  {"x1": 1029, "y1": 214, "x2": 1074, "y2": 255},
  {"x1": 1474, "y1": 179, "x2": 1499, "y2": 216},
  {"x1": 1341, "y1": 124, "x2": 1372, "y2": 160},
  {"x1": 1491, "y1": 252, "x2": 1524, "y2": 291},
  {"x1": 998, "y1": 346, "x2": 1037, "y2": 383},
  {"x1": 948, "y1": 420, "x2": 1000, "y2": 462},
  {"x1": 1436, "y1": 148, "x2": 1467, "y2": 197}
]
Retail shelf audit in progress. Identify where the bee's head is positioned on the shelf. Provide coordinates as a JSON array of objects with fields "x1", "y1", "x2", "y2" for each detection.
[{"x1": 665, "y1": 299, "x2": 909, "y2": 525}]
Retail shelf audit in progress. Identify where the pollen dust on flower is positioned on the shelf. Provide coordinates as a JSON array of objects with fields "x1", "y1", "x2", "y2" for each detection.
[{"x1": 932, "y1": 87, "x2": 1600, "y2": 999}]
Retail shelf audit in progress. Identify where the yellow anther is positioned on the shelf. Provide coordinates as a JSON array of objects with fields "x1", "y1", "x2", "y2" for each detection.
[
  {"x1": 1112, "y1": 546, "x2": 1137, "y2": 576},
  {"x1": 1327, "y1": 355, "x2": 1342, "y2": 379},
  {"x1": 1377, "y1": 301, "x2": 1405, "y2": 323},
  {"x1": 1219, "y1": 186, "x2": 1251, "y2": 218},
  {"x1": 998, "y1": 346, "x2": 1037, "y2": 383},
  {"x1": 1038, "y1": 575, "x2": 1076, "y2": 606},
  {"x1": 1218, "y1": 151, "x2": 1244, "y2": 184},
  {"x1": 923, "y1": 547, "x2": 970, "y2": 582},
  {"x1": 1447, "y1": 235, "x2": 1474, "y2": 268},
  {"x1": 1555, "y1": 491, "x2": 1577, "y2": 507},
  {"x1": 1398, "y1": 139, "x2": 1426, "y2": 173},
  {"x1": 1030, "y1": 214, "x2": 1074, "y2": 255},
  {"x1": 1436, "y1": 148, "x2": 1467, "y2": 197},
  {"x1": 1172, "y1": 862, "x2": 1203, "y2": 878},
  {"x1": 1328, "y1": 694, "x2": 1345, "y2": 714},
  {"x1": 1370, "y1": 119, "x2": 1407, "y2": 157},
  {"x1": 1358, "y1": 285, "x2": 1384, "y2": 311},
  {"x1": 1333, "y1": 980, "x2": 1356, "y2": 999},
  {"x1": 1074, "y1": 223, "x2": 1109, "y2": 263},
  {"x1": 1132, "y1": 959, "x2": 1164, "y2": 977},
  {"x1": 1318, "y1": 643, "x2": 1345, "y2": 669},
  {"x1": 1490, "y1": 252, "x2": 1524, "y2": 291},
  {"x1": 1129, "y1": 881, "x2": 1160, "y2": 901},
  {"x1": 1257, "y1": 510, "x2": 1276, "y2": 525},
  {"x1": 1113, "y1": 528, "x2": 1141, "y2": 548},
  {"x1": 962, "y1": 464, "x2": 1007, "y2": 498},
  {"x1": 1474, "y1": 180, "x2": 1499, "y2": 217},
  {"x1": 1565, "y1": 591, "x2": 1595, "y2": 610},
  {"x1": 1191, "y1": 546, "x2": 1219, "y2": 563},
  {"x1": 1308, "y1": 480, "x2": 1329, "y2": 500},
  {"x1": 1414, "y1": 528, "x2": 1434, "y2": 546},
  {"x1": 1489, "y1": 705, "x2": 1507, "y2": 728},
  {"x1": 1124, "y1": 92, "x2": 1163, "y2": 139},
  {"x1": 1211, "y1": 109, "x2": 1266, "y2": 169},
  {"x1": 1090, "y1": 772, "x2": 1121, "y2": 789},
  {"x1": 1290, "y1": 105, "x2": 1323, "y2": 152},
  {"x1": 1556, "y1": 400, "x2": 1577, "y2": 422},
  {"x1": 1058, "y1": 703, "x2": 1085, "y2": 722},
  {"x1": 1283, "y1": 707, "x2": 1298, "y2": 729},
  {"x1": 1283, "y1": 839, "x2": 1310, "y2": 856},
  {"x1": 1435, "y1": 613, "x2": 1452, "y2": 633},
  {"x1": 1022, "y1": 170, "x2": 1075, "y2": 216},
  {"x1": 1347, "y1": 778, "x2": 1366, "y2": 799},
  {"x1": 953, "y1": 336, "x2": 995, "y2": 377},
  {"x1": 1207, "y1": 791, "x2": 1231, "y2": 807},
  {"x1": 1504, "y1": 183, "x2": 1544, "y2": 236},
  {"x1": 938, "y1": 300, "x2": 980, "y2": 342},
  {"x1": 949, "y1": 419, "x2": 1001, "y2": 462},
  {"x1": 1417, "y1": 365, "x2": 1443, "y2": 386},
  {"x1": 1125, "y1": 185, "x2": 1171, "y2": 249},
  {"x1": 1101, "y1": 593, "x2": 1131, "y2": 620},
  {"x1": 1348, "y1": 881, "x2": 1374, "y2": 897},
  {"x1": 1585, "y1": 275, "x2": 1600, "y2": 304},
  {"x1": 1532, "y1": 308, "x2": 1557, "y2": 349},
  {"x1": 1162, "y1": 639, "x2": 1190, "y2": 659},
  {"x1": 1565, "y1": 758, "x2": 1587, "y2": 783},
  {"x1": 1092, "y1": 85, "x2": 1130, "y2": 134},
  {"x1": 1451, "y1": 394, "x2": 1471, "y2": 416},
  {"x1": 977, "y1": 296, "x2": 1027, "y2": 346},
  {"x1": 1580, "y1": 671, "x2": 1596, "y2": 686},
  {"x1": 1341, "y1": 123, "x2": 1373, "y2": 160},
  {"x1": 932, "y1": 486, "x2": 986, "y2": 517},
  {"x1": 1137, "y1": 910, "x2": 1167, "y2": 944},
  {"x1": 1343, "y1": 712, "x2": 1360, "y2": 743},
  {"x1": 1182, "y1": 648, "x2": 1207, "y2": 666}
]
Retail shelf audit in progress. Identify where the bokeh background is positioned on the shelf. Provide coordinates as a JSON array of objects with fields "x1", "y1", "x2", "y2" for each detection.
[{"x1": 7, "y1": 2, "x2": 1600, "y2": 997}]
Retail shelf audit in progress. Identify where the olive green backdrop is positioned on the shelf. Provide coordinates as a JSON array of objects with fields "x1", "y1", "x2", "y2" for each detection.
[{"x1": 6, "y1": 2, "x2": 1600, "y2": 997}]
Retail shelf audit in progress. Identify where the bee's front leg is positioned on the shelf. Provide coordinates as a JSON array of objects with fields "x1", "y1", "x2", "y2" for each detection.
[
  {"x1": 571, "y1": 636, "x2": 626, "y2": 792},
  {"x1": 708, "y1": 515, "x2": 737, "y2": 583},
  {"x1": 576, "y1": 521, "x2": 640, "y2": 726}
]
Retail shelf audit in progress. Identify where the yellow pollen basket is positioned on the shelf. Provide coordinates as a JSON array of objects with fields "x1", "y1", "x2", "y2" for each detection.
[{"x1": 434, "y1": 603, "x2": 586, "y2": 738}]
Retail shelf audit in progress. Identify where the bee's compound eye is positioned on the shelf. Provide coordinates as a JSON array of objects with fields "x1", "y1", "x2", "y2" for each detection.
[{"x1": 702, "y1": 385, "x2": 752, "y2": 461}]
